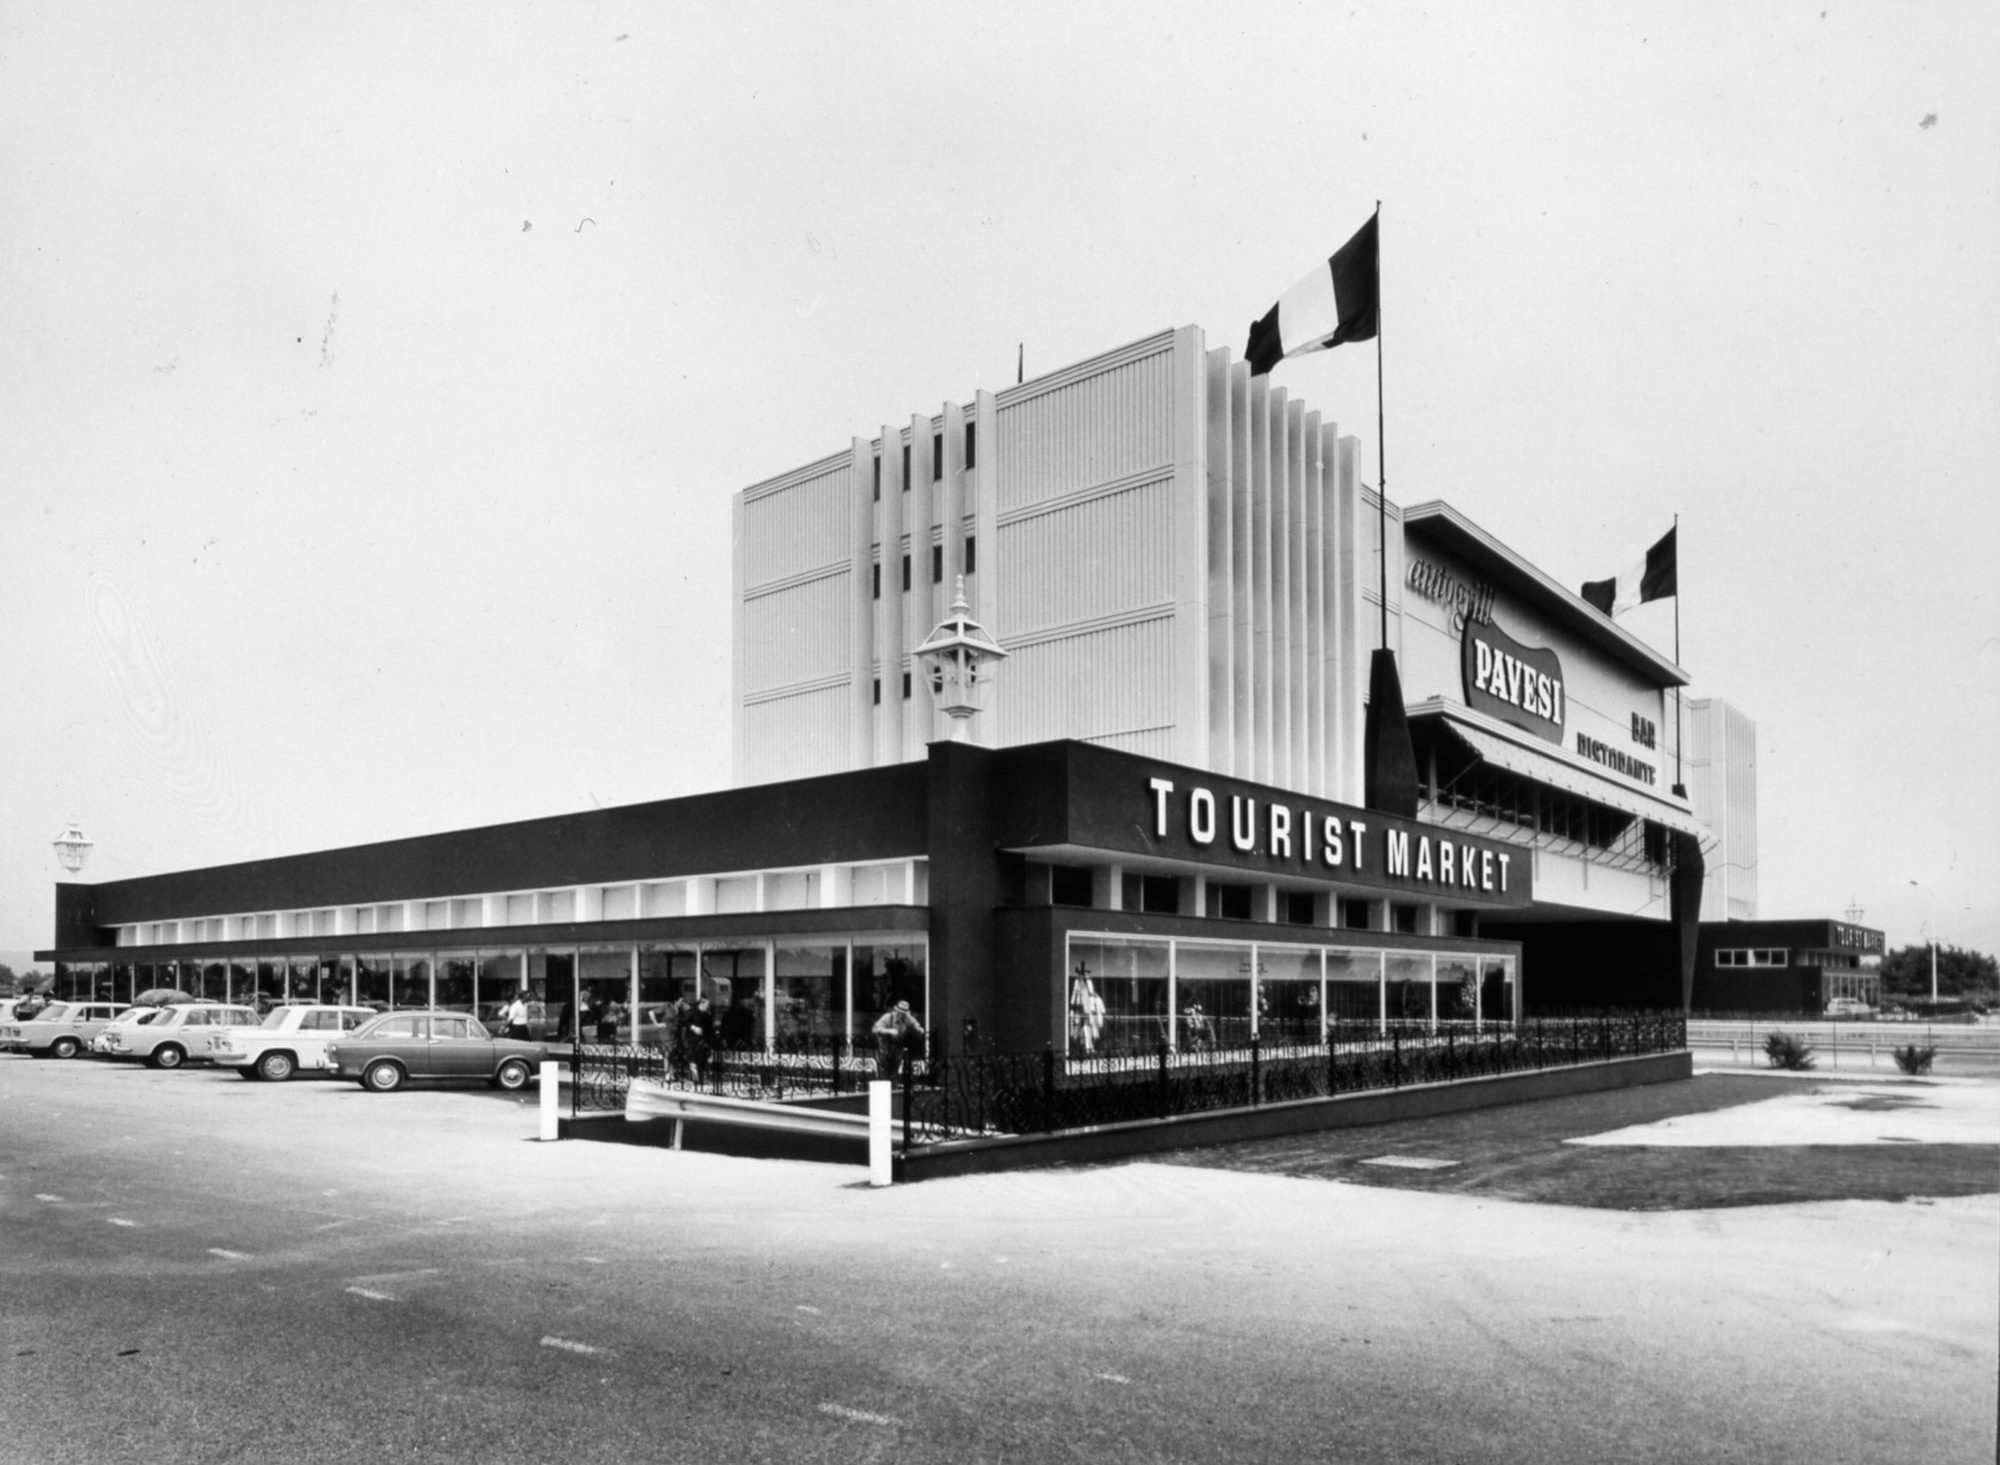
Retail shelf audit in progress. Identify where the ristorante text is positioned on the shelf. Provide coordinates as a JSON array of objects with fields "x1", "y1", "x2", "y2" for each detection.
[{"x1": 1146, "y1": 779, "x2": 1514, "y2": 896}]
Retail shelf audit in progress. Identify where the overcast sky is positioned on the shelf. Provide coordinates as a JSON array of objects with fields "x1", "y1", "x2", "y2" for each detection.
[{"x1": 4, "y1": 2, "x2": 1995, "y2": 971}]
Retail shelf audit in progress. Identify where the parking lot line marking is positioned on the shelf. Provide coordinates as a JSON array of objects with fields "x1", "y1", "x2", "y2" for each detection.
[
  {"x1": 818, "y1": 1403, "x2": 903, "y2": 1427},
  {"x1": 540, "y1": 1337, "x2": 603, "y2": 1356},
  {"x1": 34, "y1": 1194, "x2": 62, "y2": 1203},
  {"x1": 1094, "y1": 1373, "x2": 1131, "y2": 1384},
  {"x1": 207, "y1": 1248, "x2": 251, "y2": 1260},
  {"x1": 345, "y1": 1287, "x2": 396, "y2": 1302},
  {"x1": 795, "y1": 1305, "x2": 822, "y2": 1315},
  {"x1": 1360, "y1": 1155, "x2": 1459, "y2": 1170},
  {"x1": 107, "y1": 1218, "x2": 137, "y2": 1227}
]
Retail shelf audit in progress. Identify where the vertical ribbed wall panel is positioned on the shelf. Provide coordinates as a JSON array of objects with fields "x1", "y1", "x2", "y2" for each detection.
[
  {"x1": 1332, "y1": 433, "x2": 1363, "y2": 802},
  {"x1": 907, "y1": 413, "x2": 935, "y2": 753},
  {"x1": 1296, "y1": 394, "x2": 1312, "y2": 796},
  {"x1": 1303, "y1": 410, "x2": 1326, "y2": 797},
  {"x1": 744, "y1": 572, "x2": 852, "y2": 692},
  {"x1": 1168, "y1": 324, "x2": 1208, "y2": 771},
  {"x1": 973, "y1": 390, "x2": 999, "y2": 629},
  {"x1": 740, "y1": 461, "x2": 849, "y2": 586},
  {"x1": 1203, "y1": 347, "x2": 1234, "y2": 772},
  {"x1": 1228, "y1": 362, "x2": 1253, "y2": 782},
  {"x1": 740, "y1": 576, "x2": 850, "y2": 692},
  {"x1": 1269, "y1": 385, "x2": 1292, "y2": 788},
  {"x1": 993, "y1": 480, "x2": 1173, "y2": 637},
  {"x1": 741, "y1": 684, "x2": 852, "y2": 784},
  {"x1": 993, "y1": 348, "x2": 1175, "y2": 512},
  {"x1": 876, "y1": 423, "x2": 905, "y2": 765},
  {"x1": 1249, "y1": 374, "x2": 1273, "y2": 784},
  {"x1": 996, "y1": 619, "x2": 1174, "y2": 746},
  {"x1": 849, "y1": 439, "x2": 875, "y2": 767}
]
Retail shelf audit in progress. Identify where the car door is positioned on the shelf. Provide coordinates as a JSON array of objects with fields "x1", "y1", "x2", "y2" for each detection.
[{"x1": 428, "y1": 1015, "x2": 488, "y2": 1078}]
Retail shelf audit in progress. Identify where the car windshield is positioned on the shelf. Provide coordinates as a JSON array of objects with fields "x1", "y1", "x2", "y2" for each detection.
[
  {"x1": 259, "y1": 1008, "x2": 296, "y2": 1029},
  {"x1": 36, "y1": 1004, "x2": 72, "y2": 1022}
]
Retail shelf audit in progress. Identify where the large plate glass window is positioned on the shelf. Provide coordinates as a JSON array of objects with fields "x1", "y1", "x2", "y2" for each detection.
[
  {"x1": 1326, "y1": 948, "x2": 1382, "y2": 1026},
  {"x1": 853, "y1": 943, "x2": 927, "y2": 1052},
  {"x1": 1174, "y1": 941, "x2": 1253, "y2": 1050},
  {"x1": 774, "y1": 944, "x2": 846, "y2": 1045},
  {"x1": 1435, "y1": 957, "x2": 1478, "y2": 1024},
  {"x1": 579, "y1": 946, "x2": 633, "y2": 1043},
  {"x1": 1258, "y1": 944, "x2": 1323, "y2": 1045},
  {"x1": 1384, "y1": 952, "x2": 1433, "y2": 1026},
  {"x1": 1066, "y1": 936, "x2": 1168, "y2": 1057}
]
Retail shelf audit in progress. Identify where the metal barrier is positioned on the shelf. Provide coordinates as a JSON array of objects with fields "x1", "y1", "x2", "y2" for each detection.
[{"x1": 625, "y1": 1081, "x2": 872, "y2": 1145}]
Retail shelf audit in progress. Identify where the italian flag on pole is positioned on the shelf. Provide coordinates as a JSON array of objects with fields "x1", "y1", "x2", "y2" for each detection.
[
  {"x1": 1582, "y1": 526, "x2": 1677, "y2": 617},
  {"x1": 1244, "y1": 214, "x2": 1380, "y2": 376}
]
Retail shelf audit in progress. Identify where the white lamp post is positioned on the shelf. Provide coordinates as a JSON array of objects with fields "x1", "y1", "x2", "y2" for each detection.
[
  {"x1": 913, "y1": 577, "x2": 1009, "y2": 743},
  {"x1": 52, "y1": 823, "x2": 93, "y2": 876}
]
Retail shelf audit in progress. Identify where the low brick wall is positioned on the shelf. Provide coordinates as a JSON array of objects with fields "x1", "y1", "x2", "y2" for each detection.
[{"x1": 897, "y1": 1050, "x2": 1692, "y2": 1182}]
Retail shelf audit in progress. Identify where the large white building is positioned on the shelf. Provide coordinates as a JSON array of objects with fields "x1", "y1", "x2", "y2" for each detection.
[
  {"x1": 732, "y1": 326, "x2": 1714, "y2": 964},
  {"x1": 1685, "y1": 695, "x2": 1759, "y2": 922}
]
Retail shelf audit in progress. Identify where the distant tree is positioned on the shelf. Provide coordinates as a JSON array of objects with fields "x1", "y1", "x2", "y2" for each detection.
[
  {"x1": 1880, "y1": 944, "x2": 1999, "y2": 1003},
  {"x1": 0, "y1": 963, "x2": 15, "y2": 996}
]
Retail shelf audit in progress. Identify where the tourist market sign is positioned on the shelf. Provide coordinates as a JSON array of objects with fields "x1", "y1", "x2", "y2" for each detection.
[{"x1": 1040, "y1": 746, "x2": 1533, "y2": 907}]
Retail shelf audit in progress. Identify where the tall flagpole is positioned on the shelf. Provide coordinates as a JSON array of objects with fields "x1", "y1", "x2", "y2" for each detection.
[
  {"x1": 1668, "y1": 513, "x2": 1681, "y2": 789},
  {"x1": 1374, "y1": 201, "x2": 1387, "y2": 651}
]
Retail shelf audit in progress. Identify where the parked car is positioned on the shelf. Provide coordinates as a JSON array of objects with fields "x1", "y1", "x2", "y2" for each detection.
[
  {"x1": 98, "y1": 1003, "x2": 261, "y2": 1068},
  {"x1": 328, "y1": 1010, "x2": 549, "y2": 1092},
  {"x1": 1825, "y1": 998, "x2": 1875, "y2": 1019},
  {"x1": 91, "y1": 1007, "x2": 167, "y2": 1054},
  {"x1": 1, "y1": 1000, "x2": 129, "y2": 1058},
  {"x1": 208, "y1": 1004, "x2": 377, "y2": 1081}
]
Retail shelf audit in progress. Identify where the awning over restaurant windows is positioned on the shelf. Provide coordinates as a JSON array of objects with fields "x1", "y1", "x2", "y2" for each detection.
[{"x1": 1426, "y1": 713, "x2": 1711, "y2": 843}]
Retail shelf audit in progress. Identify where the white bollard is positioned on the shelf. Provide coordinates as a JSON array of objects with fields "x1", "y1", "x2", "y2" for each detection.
[
  {"x1": 539, "y1": 1060, "x2": 560, "y2": 1142},
  {"x1": 868, "y1": 1079, "x2": 892, "y2": 1186}
]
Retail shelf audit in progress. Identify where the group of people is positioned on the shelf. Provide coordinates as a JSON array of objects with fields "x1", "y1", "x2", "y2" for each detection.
[{"x1": 496, "y1": 986, "x2": 927, "y2": 1082}]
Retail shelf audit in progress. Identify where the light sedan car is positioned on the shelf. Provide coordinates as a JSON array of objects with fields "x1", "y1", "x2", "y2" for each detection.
[
  {"x1": 1, "y1": 1000, "x2": 129, "y2": 1058},
  {"x1": 328, "y1": 1011, "x2": 550, "y2": 1093},
  {"x1": 91, "y1": 1007, "x2": 167, "y2": 1054},
  {"x1": 208, "y1": 1004, "x2": 377, "y2": 1081},
  {"x1": 98, "y1": 1003, "x2": 261, "y2": 1069}
]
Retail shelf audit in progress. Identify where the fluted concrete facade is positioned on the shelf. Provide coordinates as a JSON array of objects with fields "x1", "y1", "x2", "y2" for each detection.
[{"x1": 732, "y1": 325, "x2": 1366, "y2": 801}]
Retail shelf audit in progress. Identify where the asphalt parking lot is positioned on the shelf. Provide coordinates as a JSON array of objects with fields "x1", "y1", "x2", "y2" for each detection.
[{"x1": 2, "y1": 1051, "x2": 1994, "y2": 1464}]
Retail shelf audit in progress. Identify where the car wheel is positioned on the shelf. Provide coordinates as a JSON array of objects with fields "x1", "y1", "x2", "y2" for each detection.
[
  {"x1": 363, "y1": 1060, "x2": 406, "y2": 1093},
  {"x1": 50, "y1": 1036, "x2": 82, "y2": 1060},
  {"x1": 150, "y1": 1044, "x2": 187, "y2": 1070},
  {"x1": 256, "y1": 1051, "x2": 297, "y2": 1082},
  {"x1": 494, "y1": 1058, "x2": 532, "y2": 1091}
]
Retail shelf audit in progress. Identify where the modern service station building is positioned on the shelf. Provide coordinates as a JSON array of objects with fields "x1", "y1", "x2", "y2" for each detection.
[{"x1": 41, "y1": 326, "x2": 1731, "y2": 1049}]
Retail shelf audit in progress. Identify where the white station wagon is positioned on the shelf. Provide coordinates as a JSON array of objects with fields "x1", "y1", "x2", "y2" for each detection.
[
  {"x1": 1, "y1": 1000, "x2": 129, "y2": 1058},
  {"x1": 98, "y1": 1003, "x2": 260, "y2": 1069},
  {"x1": 208, "y1": 1004, "x2": 377, "y2": 1081}
]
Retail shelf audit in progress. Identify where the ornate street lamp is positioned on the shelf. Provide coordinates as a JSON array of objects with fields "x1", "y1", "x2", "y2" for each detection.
[
  {"x1": 52, "y1": 822, "x2": 93, "y2": 876},
  {"x1": 913, "y1": 577, "x2": 1009, "y2": 743}
]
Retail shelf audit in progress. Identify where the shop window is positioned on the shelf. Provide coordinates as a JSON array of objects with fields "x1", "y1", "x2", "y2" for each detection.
[
  {"x1": 1067, "y1": 935, "x2": 1168, "y2": 1056},
  {"x1": 1282, "y1": 891, "x2": 1316, "y2": 926},
  {"x1": 1209, "y1": 882, "x2": 1253, "y2": 921},
  {"x1": 1049, "y1": 865, "x2": 1094, "y2": 907}
]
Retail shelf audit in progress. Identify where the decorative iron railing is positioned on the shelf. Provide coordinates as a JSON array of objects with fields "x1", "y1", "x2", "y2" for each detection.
[{"x1": 573, "y1": 1014, "x2": 1687, "y2": 1142}]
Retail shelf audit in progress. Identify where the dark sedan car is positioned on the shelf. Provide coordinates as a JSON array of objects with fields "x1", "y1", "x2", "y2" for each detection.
[{"x1": 327, "y1": 1010, "x2": 550, "y2": 1093}]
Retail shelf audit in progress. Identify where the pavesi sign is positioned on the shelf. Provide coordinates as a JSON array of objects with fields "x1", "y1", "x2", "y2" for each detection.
[{"x1": 1461, "y1": 618, "x2": 1565, "y2": 745}]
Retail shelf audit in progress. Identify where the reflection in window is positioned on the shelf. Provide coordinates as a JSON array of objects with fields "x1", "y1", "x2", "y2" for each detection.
[
  {"x1": 1175, "y1": 942, "x2": 1253, "y2": 1050},
  {"x1": 1258, "y1": 944, "x2": 1323, "y2": 1044},
  {"x1": 775, "y1": 944, "x2": 844, "y2": 1043},
  {"x1": 1067, "y1": 937, "x2": 1168, "y2": 1056},
  {"x1": 1385, "y1": 953, "x2": 1432, "y2": 1022}
]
